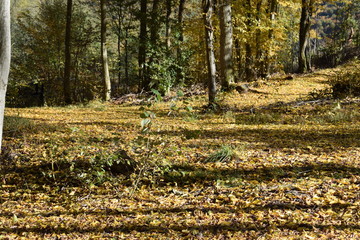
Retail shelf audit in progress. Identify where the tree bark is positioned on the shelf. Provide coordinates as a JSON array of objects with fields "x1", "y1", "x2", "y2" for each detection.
[
  {"x1": 101, "y1": 0, "x2": 111, "y2": 101},
  {"x1": 138, "y1": 0, "x2": 148, "y2": 90},
  {"x1": 298, "y1": 0, "x2": 314, "y2": 73},
  {"x1": 219, "y1": 0, "x2": 234, "y2": 89},
  {"x1": 165, "y1": 0, "x2": 172, "y2": 50},
  {"x1": 150, "y1": 0, "x2": 160, "y2": 47},
  {"x1": 178, "y1": 0, "x2": 185, "y2": 43},
  {"x1": 255, "y1": 0, "x2": 263, "y2": 77},
  {"x1": 245, "y1": 0, "x2": 255, "y2": 81},
  {"x1": 263, "y1": 0, "x2": 277, "y2": 77},
  {"x1": 64, "y1": 0, "x2": 72, "y2": 105},
  {"x1": 176, "y1": 0, "x2": 186, "y2": 83},
  {"x1": 0, "y1": 0, "x2": 11, "y2": 150},
  {"x1": 203, "y1": 0, "x2": 217, "y2": 104}
]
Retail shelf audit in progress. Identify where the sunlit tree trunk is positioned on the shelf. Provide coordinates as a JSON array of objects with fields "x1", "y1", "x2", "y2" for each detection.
[
  {"x1": 263, "y1": 0, "x2": 277, "y2": 77},
  {"x1": 165, "y1": 0, "x2": 172, "y2": 50},
  {"x1": 203, "y1": 0, "x2": 217, "y2": 104},
  {"x1": 101, "y1": 0, "x2": 111, "y2": 101},
  {"x1": 0, "y1": 0, "x2": 11, "y2": 150},
  {"x1": 219, "y1": 0, "x2": 234, "y2": 89},
  {"x1": 64, "y1": 0, "x2": 72, "y2": 104},
  {"x1": 255, "y1": 0, "x2": 264, "y2": 77},
  {"x1": 298, "y1": 0, "x2": 314, "y2": 73},
  {"x1": 245, "y1": 0, "x2": 255, "y2": 81}
]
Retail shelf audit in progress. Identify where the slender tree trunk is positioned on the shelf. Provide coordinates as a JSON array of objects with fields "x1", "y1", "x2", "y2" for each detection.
[
  {"x1": 150, "y1": 0, "x2": 160, "y2": 47},
  {"x1": 219, "y1": 0, "x2": 234, "y2": 89},
  {"x1": 117, "y1": 6, "x2": 122, "y2": 90},
  {"x1": 245, "y1": 0, "x2": 255, "y2": 81},
  {"x1": 255, "y1": 0, "x2": 263, "y2": 77},
  {"x1": 165, "y1": 0, "x2": 172, "y2": 50},
  {"x1": 176, "y1": 0, "x2": 186, "y2": 83},
  {"x1": 263, "y1": 0, "x2": 277, "y2": 77},
  {"x1": 298, "y1": 0, "x2": 314, "y2": 73},
  {"x1": 178, "y1": 0, "x2": 185, "y2": 43},
  {"x1": 147, "y1": 0, "x2": 161, "y2": 91},
  {"x1": 64, "y1": 0, "x2": 72, "y2": 105},
  {"x1": 101, "y1": 0, "x2": 111, "y2": 101},
  {"x1": 0, "y1": 0, "x2": 11, "y2": 150},
  {"x1": 235, "y1": 38, "x2": 242, "y2": 82},
  {"x1": 138, "y1": 0, "x2": 148, "y2": 90},
  {"x1": 125, "y1": 26, "x2": 129, "y2": 86},
  {"x1": 203, "y1": 0, "x2": 217, "y2": 104}
]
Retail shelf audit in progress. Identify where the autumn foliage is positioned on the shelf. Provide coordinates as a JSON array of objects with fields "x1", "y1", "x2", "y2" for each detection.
[{"x1": 1, "y1": 62, "x2": 360, "y2": 239}]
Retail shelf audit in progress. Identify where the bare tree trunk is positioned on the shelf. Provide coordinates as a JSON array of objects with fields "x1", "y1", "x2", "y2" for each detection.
[
  {"x1": 219, "y1": 0, "x2": 234, "y2": 89},
  {"x1": 125, "y1": 26, "x2": 129, "y2": 86},
  {"x1": 245, "y1": 0, "x2": 255, "y2": 81},
  {"x1": 263, "y1": 0, "x2": 277, "y2": 77},
  {"x1": 299, "y1": 0, "x2": 314, "y2": 73},
  {"x1": 235, "y1": 38, "x2": 242, "y2": 82},
  {"x1": 0, "y1": 0, "x2": 11, "y2": 150},
  {"x1": 64, "y1": 0, "x2": 72, "y2": 104},
  {"x1": 150, "y1": 0, "x2": 160, "y2": 47},
  {"x1": 117, "y1": 5, "x2": 122, "y2": 90},
  {"x1": 203, "y1": 0, "x2": 217, "y2": 104},
  {"x1": 165, "y1": 0, "x2": 172, "y2": 50},
  {"x1": 101, "y1": 0, "x2": 111, "y2": 101},
  {"x1": 138, "y1": 0, "x2": 148, "y2": 90},
  {"x1": 255, "y1": 0, "x2": 263, "y2": 77},
  {"x1": 176, "y1": 0, "x2": 186, "y2": 83}
]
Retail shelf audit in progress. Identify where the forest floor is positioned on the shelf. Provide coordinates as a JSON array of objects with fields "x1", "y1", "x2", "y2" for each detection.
[{"x1": 1, "y1": 62, "x2": 360, "y2": 239}]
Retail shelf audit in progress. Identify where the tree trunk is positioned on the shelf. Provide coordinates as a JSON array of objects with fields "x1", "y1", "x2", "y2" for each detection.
[
  {"x1": 255, "y1": 0, "x2": 264, "y2": 77},
  {"x1": 138, "y1": 0, "x2": 148, "y2": 90},
  {"x1": 64, "y1": 0, "x2": 72, "y2": 105},
  {"x1": 245, "y1": 0, "x2": 255, "y2": 81},
  {"x1": 117, "y1": 5, "x2": 122, "y2": 90},
  {"x1": 0, "y1": 0, "x2": 11, "y2": 150},
  {"x1": 235, "y1": 38, "x2": 242, "y2": 82},
  {"x1": 165, "y1": 0, "x2": 172, "y2": 50},
  {"x1": 263, "y1": 0, "x2": 277, "y2": 77},
  {"x1": 125, "y1": 26, "x2": 129, "y2": 87},
  {"x1": 203, "y1": 0, "x2": 217, "y2": 104},
  {"x1": 150, "y1": 0, "x2": 160, "y2": 47},
  {"x1": 176, "y1": 0, "x2": 186, "y2": 83},
  {"x1": 178, "y1": 0, "x2": 185, "y2": 43},
  {"x1": 101, "y1": 0, "x2": 111, "y2": 101},
  {"x1": 298, "y1": 0, "x2": 314, "y2": 73},
  {"x1": 219, "y1": 0, "x2": 234, "y2": 89}
]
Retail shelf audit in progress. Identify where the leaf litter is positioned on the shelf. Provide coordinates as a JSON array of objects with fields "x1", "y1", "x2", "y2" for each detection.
[{"x1": 1, "y1": 65, "x2": 360, "y2": 239}]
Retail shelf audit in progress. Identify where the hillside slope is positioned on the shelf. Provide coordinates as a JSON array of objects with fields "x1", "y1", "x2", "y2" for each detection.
[{"x1": 1, "y1": 62, "x2": 360, "y2": 239}]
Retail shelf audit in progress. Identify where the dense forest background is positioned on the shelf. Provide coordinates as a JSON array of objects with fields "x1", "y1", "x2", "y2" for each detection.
[{"x1": 7, "y1": 0, "x2": 360, "y2": 107}]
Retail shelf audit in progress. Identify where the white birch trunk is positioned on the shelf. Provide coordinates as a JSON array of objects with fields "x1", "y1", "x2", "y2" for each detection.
[{"x1": 0, "y1": 0, "x2": 11, "y2": 150}]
